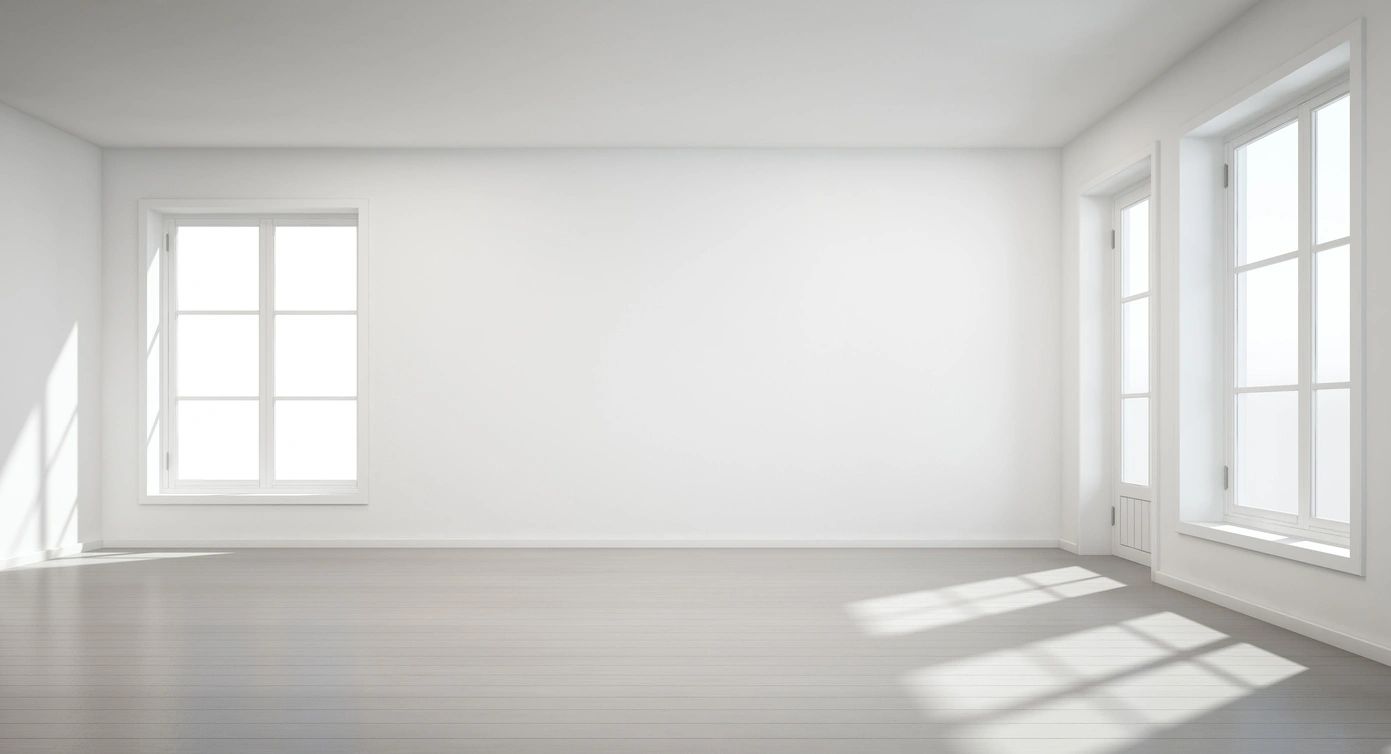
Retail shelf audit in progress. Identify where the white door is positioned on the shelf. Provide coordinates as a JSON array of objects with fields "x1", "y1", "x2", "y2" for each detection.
[{"x1": 1113, "y1": 183, "x2": 1155, "y2": 565}]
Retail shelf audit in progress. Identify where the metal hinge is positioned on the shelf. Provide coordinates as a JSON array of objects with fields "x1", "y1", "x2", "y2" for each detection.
[
  {"x1": 1110, "y1": 229, "x2": 1116, "y2": 249},
  {"x1": 1223, "y1": 163, "x2": 1230, "y2": 189},
  {"x1": 165, "y1": 452, "x2": 171, "y2": 470},
  {"x1": 164, "y1": 232, "x2": 170, "y2": 252},
  {"x1": 1111, "y1": 506, "x2": 1116, "y2": 526},
  {"x1": 1223, "y1": 465, "x2": 1230, "y2": 490}
]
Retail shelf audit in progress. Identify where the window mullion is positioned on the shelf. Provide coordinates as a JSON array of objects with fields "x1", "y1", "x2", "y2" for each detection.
[
  {"x1": 260, "y1": 220, "x2": 275, "y2": 489},
  {"x1": 1297, "y1": 104, "x2": 1314, "y2": 528}
]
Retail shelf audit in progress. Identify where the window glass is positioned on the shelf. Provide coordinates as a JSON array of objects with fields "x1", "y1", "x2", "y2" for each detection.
[
  {"x1": 177, "y1": 400, "x2": 258, "y2": 480},
  {"x1": 176, "y1": 315, "x2": 258, "y2": 397},
  {"x1": 1236, "y1": 121, "x2": 1299, "y2": 265},
  {"x1": 1236, "y1": 259, "x2": 1298, "y2": 387},
  {"x1": 276, "y1": 400, "x2": 357, "y2": 480},
  {"x1": 1315, "y1": 95, "x2": 1351, "y2": 244},
  {"x1": 176, "y1": 226, "x2": 259, "y2": 310},
  {"x1": 1316, "y1": 245, "x2": 1350, "y2": 384},
  {"x1": 1121, "y1": 397, "x2": 1148, "y2": 486},
  {"x1": 1315, "y1": 388, "x2": 1351, "y2": 523},
  {"x1": 276, "y1": 226, "x2": 357, "y2": 310},
  {"x1": 1121, "y1": 199, "x2": 1149, "y2": 296},
  {"x1": 1122, "y1": 299, "x2": 1148, "y2": 394},
  {"x1": 1235, "y1": 391, "x2": 1298, "y2": 515},
  {"x1": 275, "y1": 315, "x2": 357, "y2": 397}
]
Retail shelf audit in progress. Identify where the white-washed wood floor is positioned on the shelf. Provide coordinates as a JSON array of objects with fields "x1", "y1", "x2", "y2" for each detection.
[{"x1": 2, "y1": 547, "x2": 1389, "y2": 753}]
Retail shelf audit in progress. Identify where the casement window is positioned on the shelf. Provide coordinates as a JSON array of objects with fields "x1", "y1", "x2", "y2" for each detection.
[
  {"x1": 1224, "y1": 80, "x2": 1357, "y2": 541},
  {"x1": 1115, "y1": 183, "x2": 1152, "y2": 494},
  {"x1": 151, "y1": 212, "x2": 364, "y2": 498}
]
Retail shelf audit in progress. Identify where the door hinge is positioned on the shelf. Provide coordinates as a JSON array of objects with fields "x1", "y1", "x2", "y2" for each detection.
[
  {"x1": 1110, "y1": 229, "x2": 1116, "y2": 249},
  {"x1": 1223, "y1": 163, "x2": 1230, "y2": 189},
  {"x1": 164, "y1": 232, "x2": 171, "y2": 252},
  {"x1": 1223, "y1": 465, "x2": 1230, "y2": 490},
  {"x1": 1111, "y1": 506, "x2": 1116, "y2": 526},
  {"x1": 165, "y1": 451, "x2": 171, "y2": 470}
]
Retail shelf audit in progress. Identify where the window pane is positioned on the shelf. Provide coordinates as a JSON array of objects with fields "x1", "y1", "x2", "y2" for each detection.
[
  {"x1": 276, "y1": 400, "x2": 356, "y2": 481},
  {"x1": 275, "y1": 226, "x2": 357, "y2": 310},
  {"x1": 1316, "y1": 245, "x2": 1350, "y2": 384},
  {"x1": 1315, "y1": 95, "x2": 1351, "y2": 244},
  {"x1": 1236, "y1": 121, "x2": 1299, "y2": 265},
  {"x1": 1121, "y1": 397, "x2": 1148, "y2": 486},
  {"x1": 275, "y1": 315, "x2": 357, "y2": 397},
  {"x1": 176, "y1": 226, "x2": 259, "y2": 310},
  {"x1": 1122, "y1": 298, "x2": 1148, "y2": 394},
  {"x1": 177, "y1": 400, "x2": 258, "y2": 480},
  {"x1": 1237, "y1": 259, "x2": 1298, "y2": 387},
  {"x1": 1236, "y1": 391, "x2": 1298, "y2": 515},
  {"x1": 1315, "y1": 388, "x2": 1351, "y2": 524},
  {"x1": 176, "y1": 315, "x2": 258, "y2": 397},
  {"x1": 1121, "y1": 199, "x2": 1149, "y2": 296}
]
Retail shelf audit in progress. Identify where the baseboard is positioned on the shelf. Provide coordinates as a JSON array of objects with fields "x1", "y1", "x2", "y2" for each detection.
[
  {"x1": 101, "y1": 538, "x2": 1065, "y2": 549},
  {"x1": 1153, "y1": 571, "x2": 1391, "y2": 667},
  {"x1": 1058, "y1": 538, "x2": 1079, "y2": 554},
  {"x1": 0, "y1": 540, "x2": 104, "y2": 571}
]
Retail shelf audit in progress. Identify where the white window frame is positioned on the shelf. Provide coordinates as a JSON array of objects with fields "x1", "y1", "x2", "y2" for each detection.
[
  {"x1": 1222, "y1": 79, "x2": 1356, "y2": 544},
  {"x1": 138, "y1": 200, "x2": 369, "y2": 505},
  {"x1": 1114, "y1": 181, "x2": 1155, "y2": 502}
]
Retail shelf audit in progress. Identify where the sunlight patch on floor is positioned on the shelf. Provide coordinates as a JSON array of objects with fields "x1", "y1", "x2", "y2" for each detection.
[
  {"x1": 847, "y1": 566, "x2": 1125, "y2": 635},
  {"x1": 10, "y1": 550, "x2": 229, "y2": 571},
  {"x1": 904, "y1": 611, "x2": 1307, "y2": 754}
]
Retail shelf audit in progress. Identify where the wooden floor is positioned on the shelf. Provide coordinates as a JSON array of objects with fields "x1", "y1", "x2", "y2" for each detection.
[{"x1": 2, "y1": 548, "x2": 1390, "y2": 753}]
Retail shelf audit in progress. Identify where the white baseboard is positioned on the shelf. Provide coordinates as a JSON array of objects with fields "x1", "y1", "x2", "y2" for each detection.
[
  {"x1": 101, "y1": 538, "x2": 1065, "y2": 549},
  {"x1": 1153, "y1": 571, "x2": 1391, "y2": 667},
  {"x1": 1058, "y1": 538, "x2": 1079, "y2": 554},
  {"x1": 0, "y1": 540, "x2": 103, "y2": 571}
]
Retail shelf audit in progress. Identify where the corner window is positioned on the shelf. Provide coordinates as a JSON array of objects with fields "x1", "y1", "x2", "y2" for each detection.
[
  {"x1": 151, "y1": 212, "x2": 363, "y2": 497},
  {"x1": 1225, "y1": 82, "x2": 1355, "y2": 540}
]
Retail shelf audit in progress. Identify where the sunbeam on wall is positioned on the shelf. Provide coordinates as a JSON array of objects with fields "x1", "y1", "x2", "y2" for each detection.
[{"x1": 0, "y1": 325, "x2": 83, "y2": 566}]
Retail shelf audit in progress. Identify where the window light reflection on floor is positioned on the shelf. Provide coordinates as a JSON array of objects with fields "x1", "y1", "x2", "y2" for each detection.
[
  {"x1": 905, "y1": 611, "x2": 1307, "y2": 754},
  {"x1": 847, "y1": 566, "x2": 1126, "y2": 636}
]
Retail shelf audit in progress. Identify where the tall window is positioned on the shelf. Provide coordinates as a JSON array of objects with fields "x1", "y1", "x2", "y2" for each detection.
[
  {"x1": 160, "y1": 214, "x2": 360, "y2": 494},
  {"x1": 1226, "y1": 82, "x2": 1353, "y2": 538},
  {"x1": 1116, "y1": 185, "x2": 1152, "y2": 491}
]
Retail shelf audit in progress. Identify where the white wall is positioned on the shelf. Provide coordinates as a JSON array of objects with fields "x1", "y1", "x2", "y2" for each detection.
[
  {"x1": 1062, "y1": 0, "x2": 1391, "y2": 651},
  {"x1": 101, "y1": 148, "x2": 1060, "y2": 545},
  {"x1": 0, "y1": 102, "x2": 103, "y2": 566}
]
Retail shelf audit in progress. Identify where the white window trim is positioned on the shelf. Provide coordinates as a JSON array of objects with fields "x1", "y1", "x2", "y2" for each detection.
[
  {"x1": 1172, "y1": 21, "x2": 1362, "y2": 575},
  {"x1": 137, "y1": 199, "x2": 370, "y2": 505},
  {"x1": 1113, "y1": 181, "x2": 1155, "y2": 502},
  {"x1": 1221, "y1": 79, "x2": 1354, "y2": 544}
]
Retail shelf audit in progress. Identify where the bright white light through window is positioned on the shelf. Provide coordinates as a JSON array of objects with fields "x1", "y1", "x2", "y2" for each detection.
[
  {"x1": 164, "y1": 215, "x2": 359, "y2": 490},
  {"x1": 1228, "y1": 82, "x2": 1355, "y2": 533}
]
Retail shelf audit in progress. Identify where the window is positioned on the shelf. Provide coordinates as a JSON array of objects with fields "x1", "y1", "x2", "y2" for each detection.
[
  {"x1": 156, "y1": 213, "x2": 362, "y2": 496},
  {"x1": 1115, "y1": 184, "x2": 1152, "y2": 494},
  {"x1": 1225, "y1": 81, "x2": 1355, "y2": 540}
]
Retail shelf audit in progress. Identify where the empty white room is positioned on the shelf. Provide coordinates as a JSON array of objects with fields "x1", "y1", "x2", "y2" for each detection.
[{"x1": 1, "y1": 0, "x2": 1388, "y2": 751}]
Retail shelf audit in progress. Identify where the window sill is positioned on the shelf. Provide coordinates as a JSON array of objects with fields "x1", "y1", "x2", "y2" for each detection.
[
  {"x1": 142, "y1": 492, "x2": 366, "y2": 506},
  {"x1": 1177, "y1": 520, "x2": 1359, "y2": 575}
]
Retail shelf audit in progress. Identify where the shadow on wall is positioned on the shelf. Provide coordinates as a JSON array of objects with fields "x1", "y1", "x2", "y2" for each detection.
[{"x1": 0, "y1": 324, "x2": 82, "y2": 564}]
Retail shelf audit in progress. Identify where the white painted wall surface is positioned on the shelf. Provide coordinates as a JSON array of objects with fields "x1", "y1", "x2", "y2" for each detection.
[
  {"x1": 0, "y1": 102, "x2": 103, "y2": 566},
  {"x1": 102, "y1": 149, "x2": 1061, "y2": 545},
  {"x1": 1062, "y1": 0, "x2": 1391, "y2": 650}
]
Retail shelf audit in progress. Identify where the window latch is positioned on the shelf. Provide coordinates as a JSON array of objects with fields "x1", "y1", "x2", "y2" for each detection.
[{"x1": 1223, "y1": 465, "x2": 1230, "y2": 490}]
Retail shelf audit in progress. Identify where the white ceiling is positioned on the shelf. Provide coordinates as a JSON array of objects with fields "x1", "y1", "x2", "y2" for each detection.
[{"x1": 0, "y1": 0, "x2": 1258, "y2": 148}]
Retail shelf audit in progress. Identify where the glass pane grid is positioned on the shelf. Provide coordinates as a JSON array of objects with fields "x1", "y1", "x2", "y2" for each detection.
[{"x1": 166, "y1": 218, "x2": 361, "y2": 490}]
